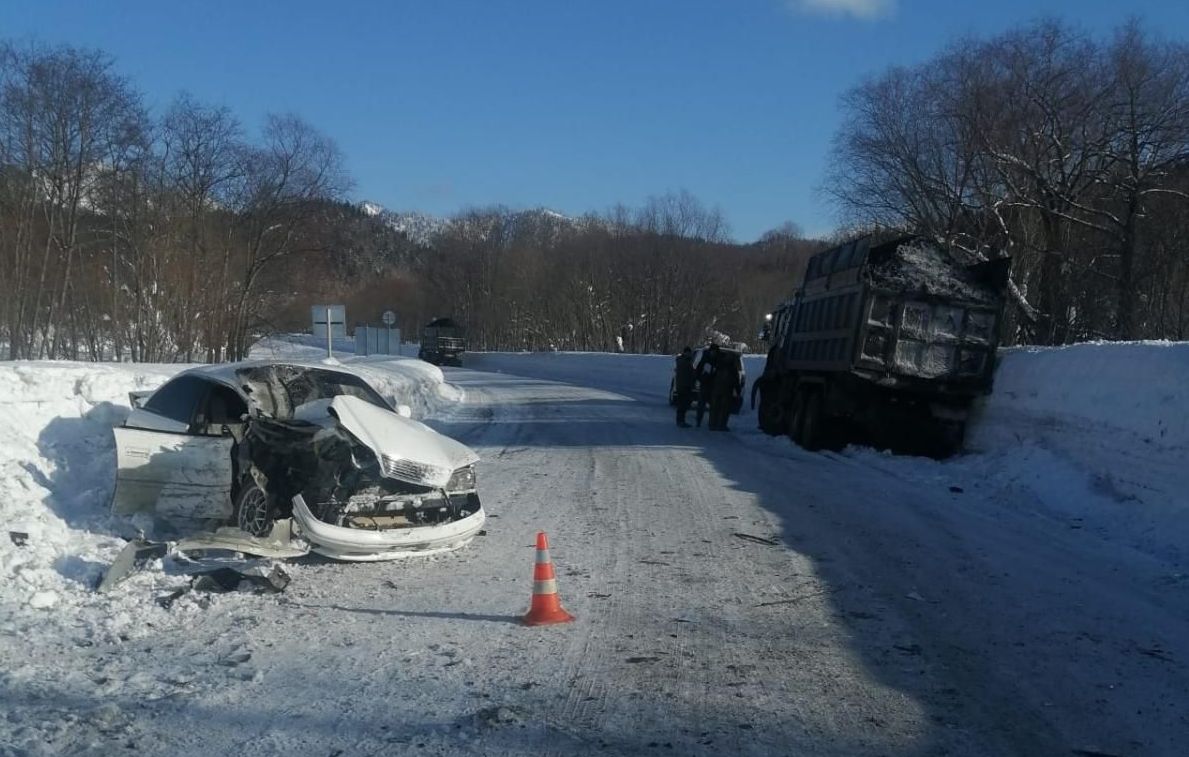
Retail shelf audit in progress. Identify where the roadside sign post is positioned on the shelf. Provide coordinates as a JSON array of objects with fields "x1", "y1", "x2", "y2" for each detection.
[
  {"x1": 311, "y1": 305, "x2": 346, "y2": 358},
  {"x1": 382, "y1": 310, "x2": 396, "y2": 357}
]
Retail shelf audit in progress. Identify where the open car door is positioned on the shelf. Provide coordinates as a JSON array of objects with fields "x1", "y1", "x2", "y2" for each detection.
[{"x1": 111, "y1": 427, "x2": 234, "y2": 521}]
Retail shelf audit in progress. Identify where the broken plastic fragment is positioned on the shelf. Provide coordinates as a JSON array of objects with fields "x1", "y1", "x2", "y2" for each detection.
[
  {"x1": 97, "y1": 539, "x2": 170, "y2": 594},
  {"x1": 174, "y1": 519, "x2": 307, "y2": 559}
]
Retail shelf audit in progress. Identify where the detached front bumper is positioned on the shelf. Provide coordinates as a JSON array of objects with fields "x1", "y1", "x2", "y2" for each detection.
[{"x1": 290, "y1": 494, "x2": 485, "y2": 561}]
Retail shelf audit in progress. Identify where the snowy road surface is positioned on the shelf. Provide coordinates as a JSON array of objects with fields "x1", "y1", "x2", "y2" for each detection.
[{"x1": 4, "y1": 350, "x2": 1189, "y2": 755}]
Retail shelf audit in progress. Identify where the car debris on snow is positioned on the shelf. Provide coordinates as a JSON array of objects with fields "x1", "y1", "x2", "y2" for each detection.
[
  {"x1": 96, "y1": 539, "x2": 170, "y2": 593},
  {"x1": 98, "y1": 532, "x2": 294, "y2": 600},
  {"x1": 173, "y1": 519, "x2": 308, "y2": 559},
  {"x1": 190, "y1": 564, "x2": 291, "y2": 593},
  {"x1": 8, "y1": 530, "x2": 29, "y2": 547}
]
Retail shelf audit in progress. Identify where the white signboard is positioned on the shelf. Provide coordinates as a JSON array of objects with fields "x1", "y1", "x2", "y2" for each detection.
[
  {"x1": 381, "y1": 310, "x2": 396, "y2": 327},
  {"x1": 311, "y1": 305, "x2": 346, "y2": 339}
]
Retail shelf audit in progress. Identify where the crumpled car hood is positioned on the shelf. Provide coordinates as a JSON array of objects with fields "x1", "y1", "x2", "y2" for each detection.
[{"x1": 329, "y1": 395, "x2": 479, "y2": 488}]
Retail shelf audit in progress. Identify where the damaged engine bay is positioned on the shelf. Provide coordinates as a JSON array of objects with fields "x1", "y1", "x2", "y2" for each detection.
[{"x1": 243, "y1": 414, "x2": 481, "y2": 534}]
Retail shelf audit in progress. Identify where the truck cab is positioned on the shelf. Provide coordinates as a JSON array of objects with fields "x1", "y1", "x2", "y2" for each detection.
[{"x1": 418, "y1": 318, "x2": 466, "y2": 367}]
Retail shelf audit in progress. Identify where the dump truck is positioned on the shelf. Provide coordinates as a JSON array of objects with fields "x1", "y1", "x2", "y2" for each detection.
[
  {"x1": 418, "y1": 317, "x2": 466, "y2": 366},
  {"x1": 757, "y1": 234, "x2": 1010, "y2": 456}
]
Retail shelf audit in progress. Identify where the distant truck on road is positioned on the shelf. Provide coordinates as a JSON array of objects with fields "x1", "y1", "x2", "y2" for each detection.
[
  {"x1": 758, "y1": 234, "x2": 1010, "y2": 456},
  {"x1": 418, "y1": 317, "x2": 466, "y2": 367}
]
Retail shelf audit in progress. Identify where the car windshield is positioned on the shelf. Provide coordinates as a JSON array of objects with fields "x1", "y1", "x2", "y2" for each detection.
[{"x1": 236, "y1": 364, "x2": 391, "y2": 420}]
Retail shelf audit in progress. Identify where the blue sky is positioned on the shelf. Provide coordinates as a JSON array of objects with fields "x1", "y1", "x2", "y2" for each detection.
[{"x1": 4, "y1": 1, "x2": 1188, "y2": 241}]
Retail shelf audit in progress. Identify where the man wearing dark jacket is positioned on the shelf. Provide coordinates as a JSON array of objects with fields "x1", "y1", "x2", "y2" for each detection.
[
  {"x1": 673, "y1": 347, "x2": 696, "y2": 427},
  {"x1": 709, "y1": 352, "x2": 742, "y2": 431},
  {"x1": 694, "y1": 344, "x2": 720, "y2": 428}
]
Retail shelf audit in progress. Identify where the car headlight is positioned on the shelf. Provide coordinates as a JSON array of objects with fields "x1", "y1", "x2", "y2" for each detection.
[{"x1": 446, "y1": 465, "x2": 477, "y2": 492}]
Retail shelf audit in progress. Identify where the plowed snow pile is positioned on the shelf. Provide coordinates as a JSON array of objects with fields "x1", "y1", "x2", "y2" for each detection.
[
  {"x1": 852, "y1": 340, "x2": 1189, "y2": 566},
  {"x1": 0, "y1": 362, "x2": 188, "y2": 642}
]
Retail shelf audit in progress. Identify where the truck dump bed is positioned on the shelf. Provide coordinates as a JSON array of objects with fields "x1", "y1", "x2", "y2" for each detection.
[{"x1": 773, "y1": 235, "x2": 1008, "y2": 395}]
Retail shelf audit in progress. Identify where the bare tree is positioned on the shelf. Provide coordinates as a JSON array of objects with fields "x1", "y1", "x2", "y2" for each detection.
[{"x1": 225, "y1": 114, "x2": 349, "y2": 359}]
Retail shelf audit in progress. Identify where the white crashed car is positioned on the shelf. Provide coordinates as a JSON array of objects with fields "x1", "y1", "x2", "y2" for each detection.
[{"x1": 111, "y1": 361, "x2": 484, "y2": 561}]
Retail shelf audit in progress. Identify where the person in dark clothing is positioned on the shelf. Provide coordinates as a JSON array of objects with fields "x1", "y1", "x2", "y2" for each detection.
[
  {"x1": 694, "y1": 345, "x2": 720, "y2": 428},
  {"x1": 709, "y1": 352, "x2": 742, "y2": 431},
  {"x1": 673, "y1": 347, "x2": 696, "y2": 427}
]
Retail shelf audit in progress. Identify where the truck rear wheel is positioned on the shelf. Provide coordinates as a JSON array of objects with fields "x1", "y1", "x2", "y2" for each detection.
[
  {"x1": 799, "y1": 392, "x2": 824, "y2": 452},
  {"x1": 758, "y1": 395, "x2": 783, "y2": 435},
  {"x1": 926, "y1": 420, "x2": 966, "y2": 458},
  {"x1": 787, "y1": 390, "x2": 808, "y2": 444}
]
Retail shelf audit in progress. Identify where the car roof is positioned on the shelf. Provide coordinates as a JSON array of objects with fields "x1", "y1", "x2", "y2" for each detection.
[{"x1": 173, "y1": 360, "x2": 362, "y2": 391}]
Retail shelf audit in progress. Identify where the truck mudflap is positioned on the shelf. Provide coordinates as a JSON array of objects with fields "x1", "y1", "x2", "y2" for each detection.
[{"x1": 290, "y1": 494, "x2": 485, "y2": 561}]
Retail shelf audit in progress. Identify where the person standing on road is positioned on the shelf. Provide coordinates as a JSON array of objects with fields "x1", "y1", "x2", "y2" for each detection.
[
  {"x1": 709, "y1": 352, "x2": 742, "y2": 431},
  {"x1": 674, "y1": 347, "x2": 696, "y2": 427},
  {"x1": 694, "y1": 344, "x2": 720, "y2": 428}
]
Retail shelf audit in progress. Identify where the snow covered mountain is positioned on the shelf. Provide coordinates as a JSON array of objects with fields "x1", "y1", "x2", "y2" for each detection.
[
  {"x1": 355, "y1": 201, "x2": 590, "y2": 246},
  {"x1": 358, "y1": 200, "x2": 385, "y2": 217}
]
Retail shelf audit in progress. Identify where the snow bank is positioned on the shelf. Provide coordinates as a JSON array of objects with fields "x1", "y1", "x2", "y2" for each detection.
[
  {"x1": 967, "y1": 342, "x2": 1189, "y2": 563},
  {"x1": 350, "y1": 357, "x2": 463, "y2": 416},
  {"x1": 0, "y1": 361, "x2": 192, "y2": 642},
  {"x1": 971, "y1": 341, "x2": 1189, "y2": 453},
  {"x1": 248, "y1": 334, "x2": 459, "y2": 414},
  {"x1": 851, "y1": 341, "x2": 1189, "y2": 567}
]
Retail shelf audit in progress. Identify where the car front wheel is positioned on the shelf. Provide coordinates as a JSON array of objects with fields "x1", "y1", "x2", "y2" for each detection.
[{"x1": 234, "y1": 482, "x2": 275, "y2": 537}]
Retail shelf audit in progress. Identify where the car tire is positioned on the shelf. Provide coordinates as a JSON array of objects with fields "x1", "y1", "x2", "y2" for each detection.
[{"x1": 234, "y1": 481, "x2": 275, "y2": 537}]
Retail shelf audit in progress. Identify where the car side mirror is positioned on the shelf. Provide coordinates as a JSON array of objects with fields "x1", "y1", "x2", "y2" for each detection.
[{"x1": 396, "y1": 404, "x2": 413, "y2": 418}]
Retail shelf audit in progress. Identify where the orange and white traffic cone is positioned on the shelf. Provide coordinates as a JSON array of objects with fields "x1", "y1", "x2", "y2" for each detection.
[{"x1": 522, "y1": 531, "x2": 575, "y2": 626}]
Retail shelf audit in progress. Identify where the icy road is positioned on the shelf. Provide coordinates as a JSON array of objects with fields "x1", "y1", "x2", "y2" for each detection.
[{"x1": 4, "y1": 349, "x2": 1189, "y2": 756}]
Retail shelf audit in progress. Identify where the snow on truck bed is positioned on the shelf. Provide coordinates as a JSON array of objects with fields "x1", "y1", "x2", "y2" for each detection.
[{"x1": 866, "y1": 240, "x2": 1001, "y2": 305}]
